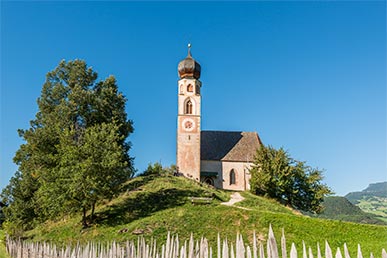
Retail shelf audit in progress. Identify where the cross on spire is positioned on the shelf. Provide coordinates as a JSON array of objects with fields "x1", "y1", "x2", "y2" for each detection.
[{"x1": 187, "y1": 43, "x2": 192, "y2": 57}]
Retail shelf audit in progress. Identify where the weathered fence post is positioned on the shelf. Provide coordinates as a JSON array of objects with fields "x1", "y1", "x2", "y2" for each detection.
[
  {"x1": 253, "y1": 232, "x2": 258, "y2": 258},
  {"x1": 290, "y1": 243, "x2": 297, "y2": 258},
  {"x1": 325, "y1": 241, "x2": 332, "y2": 258},
  {"x1": 267, "y1": 225, "x2": 278, "y2": 258},
  {"x1": 317, "y1": 243, "x2": 322, "y2": 258},
  {"x1": 308, "y1": 247, "x2": 314, "y2": 258},
  {"x1": 357, "y1": 244, "x2": 363, "y2": 258},
  {"x1": 302, "y1": 241, "x2": 307, "y2": 258},
  {"x1": 5, "y1": 227, "x2": 384, "y2": 258},
  {"x1": 259, "y1": 242, "x2": 265, "y2": 258},
  {"x1": 189, "y1": 234, "x2": 194, "y2": 258},
  {"x1": 343, "y1": 244, "x2": 350, "y2": 258},
  {"x1": 335, "y1": 248, "x2": 342, "y2": 258},
  {"x1": 218, "y1": 234, "x2": 221, "y2": 258},
  {"x1": 281, "y1": 229, "x2": 287, "y2": 258}
]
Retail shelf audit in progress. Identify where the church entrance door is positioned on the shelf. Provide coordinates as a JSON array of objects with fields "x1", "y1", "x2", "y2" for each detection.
[{"x1": 203, "y1": 177, "x2": 214, "y2": 186}]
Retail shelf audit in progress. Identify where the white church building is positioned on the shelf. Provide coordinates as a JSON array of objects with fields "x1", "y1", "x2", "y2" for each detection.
[{"x1": 176, "y1": 46, "x2": 262, "y2": 191}]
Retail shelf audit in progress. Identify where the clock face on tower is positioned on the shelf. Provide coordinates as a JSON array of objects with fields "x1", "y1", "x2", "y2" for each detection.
[{"x1": 182, "y1": 118, "x2": 195, "y2": 132}]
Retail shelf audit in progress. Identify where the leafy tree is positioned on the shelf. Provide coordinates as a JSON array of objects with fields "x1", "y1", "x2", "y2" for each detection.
[
  {"x1": 142, "y1": 163, "x2": 165, "y2": 176},
  {"x1": 2, "y1": 60, "x2": 134, "y2": 230},
  {"x1": 249, "y1": 145, "x2": 331, "y2": 213},
  {"x1": 142, "y1": 163, "x2": 177, "y2": 177}
]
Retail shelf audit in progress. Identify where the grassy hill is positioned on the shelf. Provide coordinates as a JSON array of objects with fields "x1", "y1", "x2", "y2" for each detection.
[
  {"x1": 15, "y1": 173, "x2": 387, "y2": 256},
  {"x1": 345, "y1": 182, "x2": 387, "y2": 223},
  {"x1": 313, "y1": 196, "x2": 386, "y2": 225},
  {"x1": 0, "y1": 230, "x2": 10, "y2": 258}
]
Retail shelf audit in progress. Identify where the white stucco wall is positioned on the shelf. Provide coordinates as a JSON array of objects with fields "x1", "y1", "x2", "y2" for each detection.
[{"x1": 201, "y1": 160, "x2": 254, "y2": 191}]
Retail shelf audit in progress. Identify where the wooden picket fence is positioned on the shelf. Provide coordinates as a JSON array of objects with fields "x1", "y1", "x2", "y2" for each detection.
[{"x1": 6, "y1": 225, "x2": 387, "y2": 258}]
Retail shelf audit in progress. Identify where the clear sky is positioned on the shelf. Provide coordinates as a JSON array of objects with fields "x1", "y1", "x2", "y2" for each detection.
[{"x1": 1, "y1": 1, "x2": 386, "y2": 196}]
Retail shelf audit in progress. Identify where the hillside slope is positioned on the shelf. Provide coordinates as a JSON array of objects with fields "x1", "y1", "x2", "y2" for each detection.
[
  {"x1": 315, "y1": 196, "x2": 386, "y2": 225},
  {"x1": 345, "y1": 182, "x2": 387, "y2": 222},
  {"x1": 0, "y1": 230, "x2": 10, "y2": 258},
  {"x1": 25, "y1": 174, "x2": 387, "y2": 255}
]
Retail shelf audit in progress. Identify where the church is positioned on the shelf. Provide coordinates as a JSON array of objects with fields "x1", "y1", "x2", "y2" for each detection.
[{"x1": 176, "y1": 46, "x2": 262, "y2": 191}]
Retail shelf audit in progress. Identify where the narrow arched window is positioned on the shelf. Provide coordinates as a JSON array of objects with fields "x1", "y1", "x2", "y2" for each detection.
[
  {"x1": 185, "y1": 99, "x2": 193, "y2": 114},
  {"x1": 230, "y1": 169, "x2": 236, "y2": 185},
  {"x1": 187, "y1": 84, "x2": 193, "y2": 92}
]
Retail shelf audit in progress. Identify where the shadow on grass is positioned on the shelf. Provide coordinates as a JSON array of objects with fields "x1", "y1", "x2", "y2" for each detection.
[
  {"x1": 93, "y1": 187, "x2": 201, "y2": 227},
  {"x1": 120, "y1": 174, "x2": 157, "y2": 192}
]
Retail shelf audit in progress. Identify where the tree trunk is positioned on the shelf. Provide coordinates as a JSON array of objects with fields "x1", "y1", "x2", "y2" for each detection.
[
  {"x1": 82, "y1": 206, "x2": 88, "y2": 228},
  {"x1": 91, "y1": 201, "x2": 96, "y2": 222}
]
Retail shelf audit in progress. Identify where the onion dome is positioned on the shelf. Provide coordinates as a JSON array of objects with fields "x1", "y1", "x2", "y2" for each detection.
[{"x1": 178, "y1": 44, "x2": 201, "y2": 79}]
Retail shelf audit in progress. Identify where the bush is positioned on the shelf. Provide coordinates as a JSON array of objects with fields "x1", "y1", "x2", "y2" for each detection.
[{"x1": 249, "y1": 145, "x2": 332, "y2": 213}]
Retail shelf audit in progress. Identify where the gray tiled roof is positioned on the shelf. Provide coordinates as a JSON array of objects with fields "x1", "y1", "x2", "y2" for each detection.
[{"x1": 201, "y1": 131, "x2": 262, "y2": 162}]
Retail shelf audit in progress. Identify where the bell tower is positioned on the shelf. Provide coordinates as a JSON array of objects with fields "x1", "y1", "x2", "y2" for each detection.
[{"x1": 176, "y1": 44, "x2": 202, "y2": 181}]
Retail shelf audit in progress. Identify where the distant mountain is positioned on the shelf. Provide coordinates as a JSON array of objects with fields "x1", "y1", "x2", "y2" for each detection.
[
  {"x1": 364, "y1": 182, "x2": 387, "y2": 193},
  {"x1": 345, "y1": 182, "x2": 387, "y2": 223},
  {"x1": 314, "y1": 196, "x2": 386, "y2": 225},
  {"x1": 346, "y1": 182, "x2": 387, "y2": 202}
]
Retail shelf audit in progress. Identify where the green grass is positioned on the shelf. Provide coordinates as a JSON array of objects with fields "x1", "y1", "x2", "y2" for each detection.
[
  {"x1": 17, "y1": 174, "x2": 387, "y2": 256},
  {"x1": 357, "y1": 197, "x2": 387, "y2": 219},
  {"x1": 237, "y1": 191, "x2": 294, "y2": 214},
  {"x1": 0, "y1": 230, "x2": 10, "y2": 258},
  {"x1": 378, "y1": 217, "x2": 387, "y2": 223}
]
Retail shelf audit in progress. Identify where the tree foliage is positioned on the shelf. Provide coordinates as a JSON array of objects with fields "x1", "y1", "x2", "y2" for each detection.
[
  {"x1": 1, "y1": 60, "x2": 134, "y2": 232},
  {"x1": 142, "y1": 163, "x2": 177, "y2": 177},
  {"x1": 249, "y1": 145, "x2": 331, "y2": 213}
]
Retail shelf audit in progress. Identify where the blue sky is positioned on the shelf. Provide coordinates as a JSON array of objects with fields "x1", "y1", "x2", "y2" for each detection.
[{"x1": 1, "y1": 1, "x2": 386, "y2": 196}]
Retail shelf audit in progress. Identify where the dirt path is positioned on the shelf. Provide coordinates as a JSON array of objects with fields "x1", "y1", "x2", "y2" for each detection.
[{"x1": 221, "y1": 192, "x2": 245, "y2": 206}]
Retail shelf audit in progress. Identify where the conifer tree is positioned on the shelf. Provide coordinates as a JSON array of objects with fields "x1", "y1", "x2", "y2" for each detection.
[{"x1": 2, "y1": 60, "x2": 134, "y2": 231}]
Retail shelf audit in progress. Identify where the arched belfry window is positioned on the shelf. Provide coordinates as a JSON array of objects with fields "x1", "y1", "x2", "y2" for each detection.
[
  {"x1": 185, "y1": 99, "x2": 193, "y2": 114},
  {"x1": 230, "y1": 169, "x2": 236, "y2": 185},
  {"x1": 187, "y1": 84, "x2": 194, "y2": 93}
]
